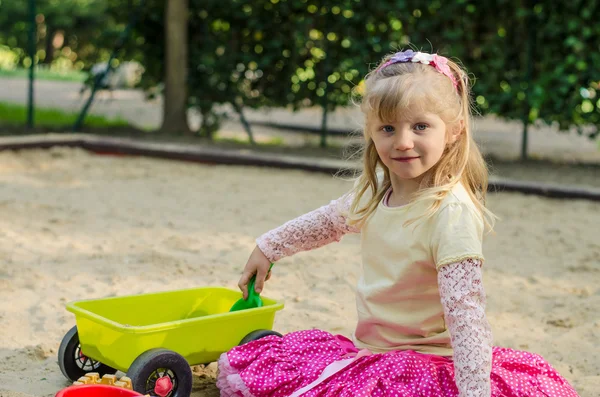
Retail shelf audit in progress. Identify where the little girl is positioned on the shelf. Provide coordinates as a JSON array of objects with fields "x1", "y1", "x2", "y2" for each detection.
[{"x1": 217, "y1": 50, "x2": 579, "y2": 397}]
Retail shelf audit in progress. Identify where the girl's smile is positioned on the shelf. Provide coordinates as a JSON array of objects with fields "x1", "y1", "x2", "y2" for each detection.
[{"x1": 391, "y1": 156, "x2": 420, "y2": 162}]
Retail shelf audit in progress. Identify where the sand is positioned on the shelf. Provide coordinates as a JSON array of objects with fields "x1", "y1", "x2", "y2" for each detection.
[{"x1": 0, "y1": 147, "x2": 598, "y2": 397}]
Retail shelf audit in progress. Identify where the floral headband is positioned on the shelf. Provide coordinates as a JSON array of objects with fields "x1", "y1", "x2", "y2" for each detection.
[{"x1": 376, "y1": 50, "x2": 459, "y2": 90}]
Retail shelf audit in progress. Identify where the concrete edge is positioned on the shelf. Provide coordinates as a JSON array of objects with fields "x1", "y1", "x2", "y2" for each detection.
[
  {"x1": 248, "y1": 120, "x2": 355, "y2": 136},
  {"x1": 1, "y1": 133, "x2": 600, "y2": 202}
]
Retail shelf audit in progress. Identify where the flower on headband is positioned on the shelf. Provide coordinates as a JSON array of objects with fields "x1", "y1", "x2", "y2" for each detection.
[
  {"x1": 389, "y1": 50, "x2": 416, "y2": 63},
  {"x1": 411, "y1": 52, "x2": 434, "y2": 65},
  {"x1": 377, "y1": 50, "x2": 459, "y2": 90},
  {"x1": 431, "y1": 54, "x2": 451, "y2": 76}
]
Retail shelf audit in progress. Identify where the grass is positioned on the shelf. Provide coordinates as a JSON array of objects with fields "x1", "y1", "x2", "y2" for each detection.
[
  {"x1": 210, "y1": 134, "x2": 348, "y2": 159},
  {"x1": 0, "y1": 102, "x2": 130, "y2": 128},
  {"x1": 214, "y1": 135, "x2": 285, "y2": 147},
  {"x1": 0, "y1": 68, "x2": 87, "y2": 83}
]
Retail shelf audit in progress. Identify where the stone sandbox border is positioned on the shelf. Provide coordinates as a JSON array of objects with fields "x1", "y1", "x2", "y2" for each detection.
[{"x1": 1, "y1": 133, "x2": 599, "y2": 202}]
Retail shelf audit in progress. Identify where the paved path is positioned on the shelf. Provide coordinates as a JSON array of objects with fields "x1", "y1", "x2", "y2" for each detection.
[{"x1": 1, "y1": 76, "x2": 598, "y2": 163}]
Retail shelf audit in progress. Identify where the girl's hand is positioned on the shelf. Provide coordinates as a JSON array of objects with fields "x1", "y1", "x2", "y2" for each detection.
[{"x1": 238, "y1": 245, "x2": 272, "y2": 300}]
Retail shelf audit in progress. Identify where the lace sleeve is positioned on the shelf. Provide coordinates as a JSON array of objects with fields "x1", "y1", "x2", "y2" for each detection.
[
  {"x1": 438, "y1": 259, "x2": 493, "y2": 397},
  {"x1": 256, "y1": 193, "x2": 360, "y2": 262}
]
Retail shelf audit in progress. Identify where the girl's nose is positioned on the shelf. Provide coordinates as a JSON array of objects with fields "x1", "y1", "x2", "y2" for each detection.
[{"x1": 394, "y1": 132, "x2": 414, "y2": 151}]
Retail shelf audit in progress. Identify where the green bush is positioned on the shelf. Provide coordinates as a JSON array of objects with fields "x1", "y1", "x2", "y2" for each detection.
[
  {"x1": 404, "y1": 0, "x2": 600, "y2": 140},
  {"x1": 0, "y1": 0, "x2": 120, "y2": 68},
  {"x1": 3, "y1": 0, "x2": 598, "y2": 147},
  {"x1": 0, "y1": 45, "x2": 18, "y2": 69}
]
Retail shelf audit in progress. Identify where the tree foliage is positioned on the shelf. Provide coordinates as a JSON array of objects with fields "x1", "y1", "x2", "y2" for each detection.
[
  {"x1": 2, "y1": 0, "x2": 599, "y2": 142},
  {"x1": 0, "y1": 0, "x2": 120, "y2": 68}
]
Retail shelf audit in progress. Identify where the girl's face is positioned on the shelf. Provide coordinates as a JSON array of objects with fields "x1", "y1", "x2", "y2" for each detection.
[{"x1": 370, "y1": 107, "x2": 458, "y2": 184}]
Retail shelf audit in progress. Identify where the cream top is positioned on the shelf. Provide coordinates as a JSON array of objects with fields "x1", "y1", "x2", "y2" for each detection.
[{"x1": 353, "y1": 183, "x2": 484, "y2": 355}]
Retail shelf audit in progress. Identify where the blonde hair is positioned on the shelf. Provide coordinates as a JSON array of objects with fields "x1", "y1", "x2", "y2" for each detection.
[{"x1": 347, "y1": 51, "x2": 496, "y2": 230}]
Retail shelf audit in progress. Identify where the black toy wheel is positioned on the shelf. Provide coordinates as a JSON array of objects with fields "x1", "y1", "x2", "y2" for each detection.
[
  {"x1": 127, "y1": 348, "x2": 192, "y2": 397},
  {"x1": 58, "y1": 325, "x2": 117, "y2": 381},
  {"x1": 239, "y1": 329, "x2": 283, "y2": 346}
]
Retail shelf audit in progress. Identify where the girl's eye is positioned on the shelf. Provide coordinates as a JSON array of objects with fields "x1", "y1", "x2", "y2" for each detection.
[
  {"x1": 382, "y1": 125, "x2": 395, "y2": 133},
  {"x1": 414, "y1": 123, "x2": 428, "y2": 131}
]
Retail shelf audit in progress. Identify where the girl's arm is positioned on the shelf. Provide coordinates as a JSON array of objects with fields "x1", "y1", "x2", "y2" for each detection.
[
  {"x1": 438, "y1": 258, "x2": 493, "y2": 397},
  {"x1": 257, "y1": 193, "x2": 359, "y2": 263}
]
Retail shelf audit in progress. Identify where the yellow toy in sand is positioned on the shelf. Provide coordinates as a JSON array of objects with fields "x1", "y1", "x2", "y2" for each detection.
[
  {"x1": 58, "y1": 286, "x2": 284, "y2": 396},
  {"x1": 73, "y1": 372, "x2": 133, "y2": 389}
]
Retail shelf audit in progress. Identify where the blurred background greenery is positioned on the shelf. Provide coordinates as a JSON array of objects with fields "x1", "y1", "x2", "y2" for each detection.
[{"x1": 0, "y1": 0, "x2": 598, "y2": 159}]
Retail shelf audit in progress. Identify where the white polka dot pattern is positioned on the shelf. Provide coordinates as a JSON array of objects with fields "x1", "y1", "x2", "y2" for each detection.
[{"x1": 217, "y1": 330, "x2": 580, "y2": 397}]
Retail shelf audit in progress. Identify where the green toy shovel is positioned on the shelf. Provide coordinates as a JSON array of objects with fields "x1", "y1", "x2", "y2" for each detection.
[{"x1": 230, "y1": 263, "x2": 274, "y2": 312}]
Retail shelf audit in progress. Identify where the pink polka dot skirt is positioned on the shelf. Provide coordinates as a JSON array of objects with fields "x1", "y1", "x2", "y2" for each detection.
[{"x1": 216, "y1": 329, "x2": 579, "y2": 397}]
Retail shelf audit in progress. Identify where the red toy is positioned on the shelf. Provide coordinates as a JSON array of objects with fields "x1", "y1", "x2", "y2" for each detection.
[{"x1": 55, "y1": 384, "x2": 143, "y2": 397}]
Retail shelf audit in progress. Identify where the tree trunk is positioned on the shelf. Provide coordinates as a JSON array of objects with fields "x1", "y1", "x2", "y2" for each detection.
[
  {"x1": 43, "y1": 27, "x2": 55, "y2": 64},
  {"x1": 160, "y1": 0, "x2": 191, "y2": 134},
  {"x1": 232, "y1": 102, "x2": 255, "y2": 144}
]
